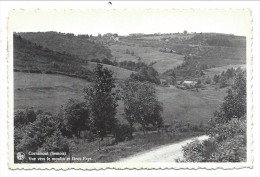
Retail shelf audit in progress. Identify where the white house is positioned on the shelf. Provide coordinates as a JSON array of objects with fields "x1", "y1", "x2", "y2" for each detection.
[{"x1": 182, "y1": 81, "x2": 197, "y2": 88}]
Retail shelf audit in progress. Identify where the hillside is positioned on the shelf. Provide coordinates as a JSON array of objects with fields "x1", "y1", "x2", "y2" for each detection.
[
  {"x1": 120, "y1": 33, "x2": 246, "y2": 68},
  {"x1": 13, "y1": 34, "x2": 93, "y2": 80},
  {"x1": 17, "y1": 31, "x2": 112, "y2": 61}
]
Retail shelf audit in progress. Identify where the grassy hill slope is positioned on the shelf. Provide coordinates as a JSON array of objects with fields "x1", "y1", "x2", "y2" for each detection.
[
  {"x1": 120, "y1": 35, "x2": 246, "y2": 69},
  {"x1": 14, "y1": 34, "x2": 93, "y2": 80},
  {"x1": 109, "y1": 43, "x2": 184, "y2": 73},
  {"x1": 17, "y1": 31, "x2": 112, "y2": 61}
]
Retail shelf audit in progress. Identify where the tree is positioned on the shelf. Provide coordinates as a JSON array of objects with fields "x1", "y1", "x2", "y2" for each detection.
[
  {"x1": 130, "y1": 66, "x2": 160, "y2": 84},
  {"x1": 181, "y1": 71, "x2": 247, "y2": 163},
  {"x1": 84, "y1": 64, "x2": 118, "y2": 140},
  {"x1": 213, "y1": 71, "x2": 246, "y2": 123},
  {"x1": 213, "y1": 74, "x2": 220, "y2": 83},
  {"x1": 121, "y1": 79, "x2": 163, "y2": 133},
  {"x1": 58, "y1": 99, "x2": 90, "y2": 138},
  {"x1": 168, "y1": 70, "x2": 176, "y2": 85}
]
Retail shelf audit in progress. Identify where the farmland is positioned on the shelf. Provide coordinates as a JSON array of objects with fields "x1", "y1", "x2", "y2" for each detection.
[
  {"x1": 14, "y1": 72, "x2": 226, "y2": 125},
  {"x1": 109, "y1": 44, "x2": 184, "y2": 73},
  {"x1": 14, "y1": 72, "x2": 91, "y2": 113}
]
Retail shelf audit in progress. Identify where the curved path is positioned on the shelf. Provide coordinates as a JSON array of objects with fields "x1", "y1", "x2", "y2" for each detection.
[{"x1": 118, "y1": 135, "x2": 209, "y2": 163}]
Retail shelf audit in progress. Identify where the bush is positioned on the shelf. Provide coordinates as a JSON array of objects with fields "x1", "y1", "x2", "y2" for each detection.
[
  {"x1": 41, "y1": 130, "x2": 70, "y2": 153},
  {"x1": 181, "y1": 72, "x2": 247, "y2": 162},
  {"x1": 14, "y1": 108, "x2": 37, "y2": 127},
  {"x1": 113, "y1": 124, "x2": 134, "y2": 143},
  {"x1": 14, "y1": 110, "x2": 71, "y2": 163},
  {"x1": 205, "y1": 77, "x2": 212, "y2": 84},
  {"x1": 182, "y1": 139, "x2": 215, "y2": 162}
]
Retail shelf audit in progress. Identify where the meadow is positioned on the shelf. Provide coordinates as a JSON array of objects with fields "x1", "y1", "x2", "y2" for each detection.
[
  {"x1": 109, "y1": 44, "x2": 184, "y2": 73},
  {"x1": 14, "y1": 72, "x2": 91, "y2": 113},
  {"x1": 14, "y1": 72, "x2": 226, "y2": 125}
]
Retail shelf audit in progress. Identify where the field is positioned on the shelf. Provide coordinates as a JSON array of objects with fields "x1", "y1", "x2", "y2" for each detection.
[
  {"x1": 155, "y1": 85, "x2": 226, "y2": 124},
  {"x1": 14, "y1": 72, "x2": 91, "y2": 113},
  {"x1": 14, "y1": 72, "x2": 227, "y2": 125},
  {"x1": 84, "y1": 62, "x2": 134, "y2": 80},
  {"x1": 118, "y1": 37, "x2": 246, "y2": 69},
  {"x1": 109, "y1": 44, "x2": 184, "y2": 73},
  {"x1": 203, "y1": 64, "x2": 246, "y2": 78}
]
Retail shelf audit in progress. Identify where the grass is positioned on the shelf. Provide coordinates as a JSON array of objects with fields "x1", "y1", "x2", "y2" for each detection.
[
  {"x1": 84, "y1": 62, "x2": 134, "y2": 80},
  {"x1": 14, "y1": 72, "x2": 227, "y2": 125},
  {"x1": 109, "y1": 44, "x2": 184, "y2": 73},
  {"x1": 14, "y1": 72, "x2": 91, "y2": 113},
  {"x1": 203, "y1": 64, "x2": 246, "y2": 78},
  {"x1": 155, "y1": 85, "x2": 227, "y2": 124},
  {"x1": 119, "y1": 37, "x2": 246, "y2": 69},
  {"x1": 61, "y1": 131, "x2": 204, "y2": 163}
]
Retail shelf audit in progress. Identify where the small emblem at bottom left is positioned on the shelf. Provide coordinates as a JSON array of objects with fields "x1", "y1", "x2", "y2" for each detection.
[{"x1": 16, "y1": 152, "x2": 25, "y2": 160}]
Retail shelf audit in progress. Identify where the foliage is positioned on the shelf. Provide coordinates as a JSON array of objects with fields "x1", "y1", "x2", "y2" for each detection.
[
  {"x1": 213, "y1": 71, "x2": 246, "y2": 123},
  {"x1": 84, "y1": 64, "x2": 118, "y2": 140},
  {"x1": 213, "y1": 74, "x2": 220, "y2": 83},
  {"x1": 205, "y1": 76, "x2": 212, "y2": 84},
  {"x1": 41, "y1": 130, "x2": 70, "y2": 153},
  {"x1": 58, "y1": 99, "x2": 90, "y2": 138},
  {"x1": 121, "y1": 79, "x2": 163, "y2": 131},
  {"x1": 14, "y1": 110, "x2": 72, "y2": 163},
  {"x1": 14, "y1": 108, "x2": 37, "y2": 127},
  {"x1": 15, "y1": 112, "x2": 58, "y2": 152},
  {"x1": 181, "y1": 71, "x2": 247, "y2": 162},
  {"x1": 182, "y1": 118, "x2": 246, "y2": 162},
  {"x1": 130, "y1": 66, "x2": 160, "y2": 84},
  {"x1": 112, "y1": 124, "x2": 134, "y2": 143}
]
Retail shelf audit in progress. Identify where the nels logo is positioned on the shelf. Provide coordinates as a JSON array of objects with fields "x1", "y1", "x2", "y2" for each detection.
[{"x1": 16, "y1": 152, "x2": 25, "y2": 160}]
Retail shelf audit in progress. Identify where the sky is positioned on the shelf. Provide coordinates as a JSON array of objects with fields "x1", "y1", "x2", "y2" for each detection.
[{"x1": 8, "y1": 9, "x2": 251, "y2": 36}]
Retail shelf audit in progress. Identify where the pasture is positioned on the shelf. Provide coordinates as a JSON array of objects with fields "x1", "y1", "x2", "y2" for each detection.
[
  {"x1": 84, "y1": 62, "x2": 134, "y2": 80},
  {"x1": 118, "y1": 37, "x2": 246, "y2": 69},
  {"x1": 109, "y1": 44, "x2": 184, "y2": 73},
  {"x1": 14, "y1": 72, "x2": 227, "y2": 125},
  {"x1": 14, "y1": 72, "x2": 91, "y2": 113},
  {"x1": 203, "y1": 64, "x2": 246, "y2": 78}
]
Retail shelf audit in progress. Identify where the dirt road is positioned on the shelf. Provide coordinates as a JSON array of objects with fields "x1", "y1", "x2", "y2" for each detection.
[{"x1": 118, "y1": 135, "x2": 209, "y2": 163}]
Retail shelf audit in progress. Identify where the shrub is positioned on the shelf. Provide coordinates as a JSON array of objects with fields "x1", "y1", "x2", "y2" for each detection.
[
  {"x1": 182, "y1": 140, "x2": 208, "y2": 162},
  {"x1": 14, "y1": 111, "x2": 71, "y2": 163},
  {"x1": 41, "y1": 130, "x2": 70, "y2": 153},
  {"x1": 205, "y1": 77, "x2": 212, "y2": 84},
  {"x1": 213, "y1": 74, "x2": 220, "y2": 83},
  {"x1": 113, "y1": 124, "x2": 134, "y2": 143},
  {"x1": 181, "y1": 72, "x2": 247, "y2": 162},
  {"x1": 14, "y1": 108, "x2": 37, "y2": 127}
]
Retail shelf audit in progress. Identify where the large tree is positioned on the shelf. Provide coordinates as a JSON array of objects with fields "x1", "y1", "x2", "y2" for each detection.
[
  {"x1": 121, "y1": 79, "x2": 163, "y2": 132},
  {"x1": 84, "y1": 64, "x2": 118, "y2": 140}
]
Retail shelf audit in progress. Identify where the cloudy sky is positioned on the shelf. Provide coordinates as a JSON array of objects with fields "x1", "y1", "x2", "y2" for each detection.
[{"x1": 9, "y1": 9, "x2": 251, "y2": 36}]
